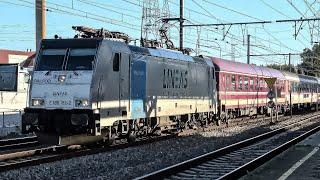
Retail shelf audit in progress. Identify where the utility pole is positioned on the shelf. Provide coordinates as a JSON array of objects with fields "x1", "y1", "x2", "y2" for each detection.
[
  {"x1": 289, "y1": 53, "x2": 292, "y2": 72},
  {"x1": 247, "y1": 34, "x2": 250, "y2": 64},
  {"x1": 179, "y1": 0, "x2": 184, "y2": 51},
  {"x1": 289, "y1": 53, "x2": 293, "y2": 118},
  {"x1": 36, "y1": 0, "x2": 46, "y2": 50}
]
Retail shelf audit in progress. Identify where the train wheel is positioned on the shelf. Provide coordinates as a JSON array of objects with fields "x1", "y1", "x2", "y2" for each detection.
[
  {"x1": 127, "y1": 131, "x2": 136, "y2": 143},
  {"x1": 107, "y1": 133, "x2": 116, "y2": 145},
  {"x1": 225, "y1": 118, "x2": 229, "y2": 125},
  {"x1": 216, "y1": 119, "x2": 221, "y2": 126}
]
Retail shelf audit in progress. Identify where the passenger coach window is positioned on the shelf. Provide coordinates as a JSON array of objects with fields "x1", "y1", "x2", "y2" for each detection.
[
  {"x1": 113, "y1": 53, "x2": 120, "y2": 72},
  {"x1": 244, "y1": 77, "x2": 248, "y2": 90},
  {"x1": 226, "y1": 75, "x2": 230, "y2": 90},
  {"x1": 259, "y1": 79, "x2": 264, "y2": 90},
  {"x1": 66, "y1": 48, "x2": 96, "y2": 70},
  {"x1": 37, "y1": 49, "x2": 66, "y2": 71},
  {"x1": 231, "y1": 75, "x2": 236, "y2": 90},
  {"x1": 239, "y1": 76, "x2": 243, "y2": 90},
  {"x1": 250, "y1": 77, "x2": 254, "y2": 90}
]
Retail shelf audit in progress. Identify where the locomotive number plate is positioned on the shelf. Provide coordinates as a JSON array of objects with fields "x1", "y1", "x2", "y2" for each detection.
[{"x1": 48, "y1": 100, "x2": 72, "y2": 106}]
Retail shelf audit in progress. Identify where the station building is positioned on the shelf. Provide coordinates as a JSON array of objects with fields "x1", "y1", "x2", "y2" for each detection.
[
  {"x1": 0, "y1": 49, "x2": 35, "y2": 111},
  {"x1": 0, "y1": 49, "x2": 34, "y2": 64}
]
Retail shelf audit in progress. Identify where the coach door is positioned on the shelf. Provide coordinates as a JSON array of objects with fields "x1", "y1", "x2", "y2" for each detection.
[{"x1": 210, "y1": 67, "x2": 216, "y2": 111}]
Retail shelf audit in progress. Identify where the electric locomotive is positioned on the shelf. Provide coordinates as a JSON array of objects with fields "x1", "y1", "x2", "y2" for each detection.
[{"x1": 22, "y1": 26, "x2": 218, "y2": 145}]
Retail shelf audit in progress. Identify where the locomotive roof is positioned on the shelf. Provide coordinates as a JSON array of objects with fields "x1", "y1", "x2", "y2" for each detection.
[
  {"x1": 41, "y1": 38, "x2": 102, "y2": 49},
  {"x1": 211, "y1": 57, "x2": 285, "y2": 79},
  {"x1": 128, "y1": 45, "x2": 208, "y2": 64}
]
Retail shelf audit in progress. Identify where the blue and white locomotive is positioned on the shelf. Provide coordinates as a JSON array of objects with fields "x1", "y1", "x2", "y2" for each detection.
[{"x1": 22, "y1": 27, "x2": 218, "y2": 145}]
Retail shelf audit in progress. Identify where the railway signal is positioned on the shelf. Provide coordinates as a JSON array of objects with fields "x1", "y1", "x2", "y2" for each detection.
[
  {"x1": 267, "y1": 91, "x2": 275, "y2": 100},
  {"x1": 264, "y1": 77, "x2": 278, "y2": 123},
  {"x1": 267, "y1": 101, "x2": 275, "y2": 108}
]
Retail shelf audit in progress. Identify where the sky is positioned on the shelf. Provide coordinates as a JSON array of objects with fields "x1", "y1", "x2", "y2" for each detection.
[{"x1": 0, "y1": 0, "x2": 319, "y2": 66}]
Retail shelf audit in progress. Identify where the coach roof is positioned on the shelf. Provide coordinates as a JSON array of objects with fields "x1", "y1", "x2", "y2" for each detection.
[{"x1": 211, "y1": 57, "x2": 285, "y2": 79}]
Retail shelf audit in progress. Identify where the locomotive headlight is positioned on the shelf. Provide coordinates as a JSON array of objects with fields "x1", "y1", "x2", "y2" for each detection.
[
  {"x1": 32, "y1": 98, "x2": 44, "y2": 106},
  {"x1": 75, "y1": 99, "x2": 90, "y2": 107},
  {"x1": 58, "y1": 75, "x2": 66, "y2": 83}
]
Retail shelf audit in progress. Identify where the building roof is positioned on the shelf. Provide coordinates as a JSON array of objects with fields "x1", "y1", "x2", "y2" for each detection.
[{"x1": 0, "y1": 49, "x2": 34, "y2": 64}]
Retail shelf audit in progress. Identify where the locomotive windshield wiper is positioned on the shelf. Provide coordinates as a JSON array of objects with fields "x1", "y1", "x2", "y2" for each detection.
[
  {"x1": 45, "y1": 70, "x2": 51, "y2": 76},
  {"x1": 73, "y1": 70, "x2": 79, "y2": 76}
]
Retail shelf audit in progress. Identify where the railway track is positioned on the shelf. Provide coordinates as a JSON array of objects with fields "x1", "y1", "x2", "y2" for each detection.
[
  {"x1": 137, "y1": 114, "x2": 320, "y2": 180},
  {"x1": 0, "y1": 111, "x2": 318, "y2": 173},
  {"x1": 0, "y1": 136, "x2": 38, "y2": 151},
  {"x1": 0, "y1": 134, "x2": 177, "y2": 172}
]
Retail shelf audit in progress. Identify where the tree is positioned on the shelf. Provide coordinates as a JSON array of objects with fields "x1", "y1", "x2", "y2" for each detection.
[
  {"x1": 300, "y1": 44, "x2": 320, "y2": 77},
  {"x1": 266, "y1": 64, "x2": 294, "y2": 72}
]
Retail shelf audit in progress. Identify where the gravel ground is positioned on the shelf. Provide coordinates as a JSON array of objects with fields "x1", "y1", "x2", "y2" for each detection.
[{"x1": 0, "y1": 121, "x2": 276, "y2": 180}]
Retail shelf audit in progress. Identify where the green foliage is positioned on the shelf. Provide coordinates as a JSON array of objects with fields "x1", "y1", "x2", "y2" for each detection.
[
  {"x1": 299, "y1": 44, "x2": 320, "y2": 77},
  {"x1": 266, "y1": 44, "x2": 320, "y2": 77},
  {"x1": 266, "y1": 64, "x2": 294, "y2": 72}
]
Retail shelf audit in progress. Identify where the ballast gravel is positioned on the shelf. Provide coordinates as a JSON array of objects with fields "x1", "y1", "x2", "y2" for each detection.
[{"x1": 0, "y1": 121, "x2": 294, "y2": 180}]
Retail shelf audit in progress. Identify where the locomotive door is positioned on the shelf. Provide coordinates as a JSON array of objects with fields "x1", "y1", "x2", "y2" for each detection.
[{"x1": 119, "y1": 53, "x2": 130, "y2": 116}]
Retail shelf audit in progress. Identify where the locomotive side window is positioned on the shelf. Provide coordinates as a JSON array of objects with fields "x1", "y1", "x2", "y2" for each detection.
[
  {"x1": 37, "y1": 49, "x2": 67, "y2": 71},
  {"x1": 66, "y1": 48, "x2": 96, "y2": 70},
  {"x1": 113, "y1": 53, "x2": 120, "y2": 72}
]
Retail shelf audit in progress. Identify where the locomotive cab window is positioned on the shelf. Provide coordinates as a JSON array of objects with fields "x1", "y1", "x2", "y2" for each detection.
[
  {"x1": 37, "y1": 49, "x2": 67, "y2": 71},
  {"x1": 113, "y1": 53, "x2": 120, "y2": 72},
  {"x1": 66, "y1": 48, "x2": 96, "y2": 70}
]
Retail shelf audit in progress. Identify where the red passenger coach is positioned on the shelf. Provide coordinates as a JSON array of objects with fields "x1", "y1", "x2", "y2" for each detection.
[{"x1": 211, "y1": 57, "x2": 287, "y2": 120}]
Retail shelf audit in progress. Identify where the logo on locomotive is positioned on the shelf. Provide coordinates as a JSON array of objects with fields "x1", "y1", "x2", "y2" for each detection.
[{"x1": 163, "y1": 69, "x2": 188, "y2": 89}]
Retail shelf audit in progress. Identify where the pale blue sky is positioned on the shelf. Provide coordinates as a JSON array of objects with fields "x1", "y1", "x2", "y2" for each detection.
[{"x1": 0, "y1": 0, "x2": 318, "y2": 66}]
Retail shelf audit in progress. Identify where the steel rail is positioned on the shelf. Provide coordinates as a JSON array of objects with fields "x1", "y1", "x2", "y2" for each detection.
[
  {"x1": 219, "y1": 125, "x2": 320, "y2": 179},
  {"x1": 0, "y1": 136, "x2": 38, "y2": 151}
]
